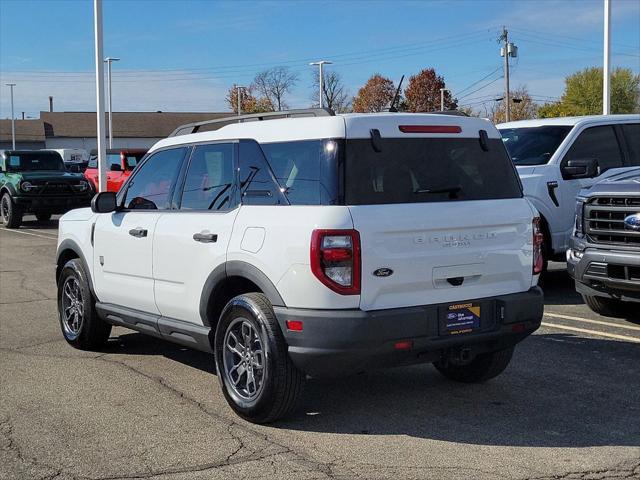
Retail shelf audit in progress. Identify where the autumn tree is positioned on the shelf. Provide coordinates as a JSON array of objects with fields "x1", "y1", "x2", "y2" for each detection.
[
  {"x1": 490, "y1": 86, "x2": 538, "y2": 123},
  {"x1": 352, "y1": 74, "x2": 396, "y2": 113},
  {"x1": 252, "y1": 66, "x2": 298, "y2": 111},
  {"x1": 538, "y1": 67, "x2": 639, "y2": 118},
  {"x1": 225, "y1": 85, "x2": 272, "y2": 114},
  {"x1": 404, "y1": 68, "x2": 457, "y2": 112},
  {"x1": 310, "y1": 70, "x2": 351, "y2": 113}
]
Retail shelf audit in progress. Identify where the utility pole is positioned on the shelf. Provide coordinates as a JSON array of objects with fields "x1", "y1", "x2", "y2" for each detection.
[
  {"x1": 440, "y1": 88, "x2": 448, "y2": 111},
  {"x1": 5, "y1": 83, "x2": 16, "y2": 149},
  {"x1": 309, "y1": 60, "x2": 332, "y2": 108},
  {"x1": 499, "y1": 27, "x2": 517, "y2": 122},
  {"x1": 603, "y1": 0, "x2": 611, "y2": 115},
  {"x1": 236, "y1": 85, "x2": 246, "y2": 116},
  {"x1": 94, "y1": 0, "x2": 107, "y2": 192},
  {"x1": 104, "y1": 57, "x2": 120, "y2": 148}
]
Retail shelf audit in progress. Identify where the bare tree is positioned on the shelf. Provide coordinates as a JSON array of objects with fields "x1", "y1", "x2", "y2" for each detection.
[
  {"x1": 310, "y1": 70, "x2": 351, "y2": 113},
  {"x1": 252, "y1": 67, "x2": 298, "y2": 111}
]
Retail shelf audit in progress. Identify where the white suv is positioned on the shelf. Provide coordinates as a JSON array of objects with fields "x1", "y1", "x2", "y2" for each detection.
[
  {"x1": 56, "y1": 110, "x2": 544, "y2": 423},
  {"x1": 498, "y1": 115, "x2": 640, "y2": 267}
]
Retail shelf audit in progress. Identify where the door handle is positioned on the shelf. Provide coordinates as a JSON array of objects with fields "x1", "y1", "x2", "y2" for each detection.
[
  {"x1": 193, "y1": 232, "x2": 218, "y2": 243},
  {"x1": 128, "y1": 228, "x2": 148, "y2": 238}
]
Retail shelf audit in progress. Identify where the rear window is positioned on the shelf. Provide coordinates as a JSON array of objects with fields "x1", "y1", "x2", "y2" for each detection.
[{"x1": 344, "y1": 137, "x2": 522, "y2": 205}]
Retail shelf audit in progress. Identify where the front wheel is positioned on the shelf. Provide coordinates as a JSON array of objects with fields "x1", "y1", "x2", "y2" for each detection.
[
  {"x1": 58, "y1": 259, "x2": 111, "y2": 350},
  {"x1": 1, "y1": 193, "x2": 23, "y2": 229},
  {"x1": 215, "y1": 293, "x2": 303, "y2": 423},
  {"x1": 582, "y1": 295, "x2": 628, "y2": 318},
  {"x1": 434, "y1": 347, "x2": 514, "y2": 383}
]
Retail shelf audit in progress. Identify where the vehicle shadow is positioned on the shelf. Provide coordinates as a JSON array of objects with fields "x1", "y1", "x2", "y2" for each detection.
[
  {"x1": 539, "y1": 262, "x2": 583, "y2": 307},
  {"x1": 105, "y1": 330, "x2": 639, "y2": 448}
]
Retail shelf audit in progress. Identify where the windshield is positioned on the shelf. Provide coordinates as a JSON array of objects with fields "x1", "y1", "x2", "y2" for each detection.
[
  {"x1": 6, "y1": 152, "x2": 65, "y2": 171},
  {"x1": 499, "y1": 126, "x2": 572, "y2": 166},
  {"x1": 88, "y1": 152, "x2": 145, "y2": 169},
  {"x1": 344, "y1": 137, "x2": 522, "y2": 205}
]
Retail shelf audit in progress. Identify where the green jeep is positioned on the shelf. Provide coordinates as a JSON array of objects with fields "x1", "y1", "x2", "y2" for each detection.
[{"x1": 0, "y1": 150, "x2": 93, "y2": 229}]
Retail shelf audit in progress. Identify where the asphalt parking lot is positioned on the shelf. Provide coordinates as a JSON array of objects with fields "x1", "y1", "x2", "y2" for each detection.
[{"x1": 1, "y1": 216, "x2": 639, "y2": 480}]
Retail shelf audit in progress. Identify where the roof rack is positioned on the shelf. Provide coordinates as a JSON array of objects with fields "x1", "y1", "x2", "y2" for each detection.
[{"x1": 168, "y1": 108, "x2": 335, "y2": 137}]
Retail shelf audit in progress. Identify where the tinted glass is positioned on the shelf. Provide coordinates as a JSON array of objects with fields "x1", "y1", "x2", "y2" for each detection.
[
  {"x1": 499, "y1": 126, "x2": 572, "y2": 165},
  {"x1": 181, "y1": 143, "x2": 235, "y2": 211},
  {"x1": 239, "y1": 140, "x2": 286, "y2": 205},
  {"x1": 345, "y1": 138, "x2": 522, "y2": 205},
  {"x1": 621, "y1": 124, "x2": 640, "y2": 166},
  {"x1": 122, "y1": 147, "x2": 186, "y2": 210},
  {"x1": 260, "y1": 140, "x2": 340, "y2": 205},
  {"x1": 6, "y1": 152, "x2": 65, "y2": 171},
  {"x1": 564, "y1": 125, "x2": 623, "y2": 172}
]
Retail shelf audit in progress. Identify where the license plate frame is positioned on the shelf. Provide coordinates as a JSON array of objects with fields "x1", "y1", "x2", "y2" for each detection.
[{"x1": 439, "y1": 302, "x2": 482, "y2": 336}]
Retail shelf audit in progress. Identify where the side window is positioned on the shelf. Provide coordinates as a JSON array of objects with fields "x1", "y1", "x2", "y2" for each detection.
[
  {"x1": 239, "y1": 140, "x2": 285, "y2": 206},
  {"x1": 180, "y1": 143, "x2": 236, "y2": 211},
  {"x1": 564, "y1": 125, "x2": 624, "y2": 173},
  {"x1": 122, "y1": 147, "x2": 186, "y2": 210},
  {"x1": 621, "y1": 124, "x2": 640, "y2": 166}
]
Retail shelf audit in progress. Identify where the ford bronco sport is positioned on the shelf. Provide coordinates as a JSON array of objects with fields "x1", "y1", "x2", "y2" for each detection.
[
  {"x1": 56, "y1": 110, "x2": 544, "y2": 423},
  {"x1": 1, "y1": 150, "x2": 93, "y2": 228}
]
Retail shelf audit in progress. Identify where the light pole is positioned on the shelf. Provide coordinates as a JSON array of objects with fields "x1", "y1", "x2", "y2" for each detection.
[
  {"x1": 309, "y1": 60, "x2": 332, "y2": 109},
  {"x1": 603, "y1": 0, "x2": 611, "y2": 115},
  {"x1": 5, "y1": 83, "x2": 16, "y2": 149},
  {"x1": 236, "y1": 85, "x2": 246, "y2": 116},
  {"x1": 439, "y1": 88, "x2": 449, "y2": 111},
  {"x1": 104, "y1": 57, "x2": 120, "y2": 148},
  {"x1": 94, "y1": 0, "x2": 107, "y2": 192}
]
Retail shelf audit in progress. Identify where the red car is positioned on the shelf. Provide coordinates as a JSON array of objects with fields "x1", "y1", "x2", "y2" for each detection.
[{"x1": 84, "y1": 149, "x2": 147, "y2": 192}]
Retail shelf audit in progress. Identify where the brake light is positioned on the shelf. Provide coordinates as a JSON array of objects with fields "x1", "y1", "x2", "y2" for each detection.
[
  {"x1": 310, "y1": 229, "x2": 361, "y2": 295},
  {"x1": 398, "y1": 125, "x2": 462, "y2": 134},
  {"x1": 532, "y1": 217, "x2": 544, "y2": 275}
]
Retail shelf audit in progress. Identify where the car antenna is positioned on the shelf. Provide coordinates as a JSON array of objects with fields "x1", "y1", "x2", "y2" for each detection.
[{"x1": 388, "y1": 75, "x2": 404, "y2": 112}]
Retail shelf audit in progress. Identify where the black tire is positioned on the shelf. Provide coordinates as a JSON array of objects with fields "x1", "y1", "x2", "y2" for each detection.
[
  {"x1": 215, "y1": 293, "x2": 303, "y2": 423},
  {"x1": 57, "y1": 258, "x2": 111, "y2": 350},
  {"x1": 35, "y1": 213, "x2": 52, "y2": 222},
  {"x1": 434, "y1": 347, "x2": 514, "y2": 383},
  {"x1": 1, "y1": 193, "x2": 23, "y2": 229},
  {"x1": 582, "y1": 295, "x2": 628, "y2": 318}
]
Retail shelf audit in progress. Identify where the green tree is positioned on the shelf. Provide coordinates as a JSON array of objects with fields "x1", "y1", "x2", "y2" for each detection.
[{"x1": 540, "y1": 67, "x2": 639, "y2": 117}]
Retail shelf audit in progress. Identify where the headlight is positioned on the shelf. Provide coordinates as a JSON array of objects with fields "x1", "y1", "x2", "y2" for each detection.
[
  {"x1": 20, "y1": 181, "x2": 35, "y2": 192},
  {"x1": 574, "y1": 199, "x2": 585, "y2": 235}
]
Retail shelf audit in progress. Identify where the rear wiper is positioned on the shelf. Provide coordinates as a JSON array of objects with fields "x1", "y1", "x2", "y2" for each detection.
[{"x1": 414, "y1": 186, "x2": 461, "y2": 195}]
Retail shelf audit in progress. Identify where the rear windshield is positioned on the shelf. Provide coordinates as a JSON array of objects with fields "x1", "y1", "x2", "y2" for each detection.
[
  {"x1": 499, "y1": 126, "x2": 572, "y2": 165},
  {"x1": 5, "y1": 152, "x2": 65, "y2": 171},
  {"x1": 88, "y1": 152, "x2": 144, "y2": 169},
  {"x1": 344, "y1": 137, "x2": 522, "y2": 205}
]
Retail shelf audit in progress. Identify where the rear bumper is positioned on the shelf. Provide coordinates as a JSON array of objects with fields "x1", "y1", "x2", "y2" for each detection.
[
  {"x1": 567, "y1": 245, "x2": 640, "y2": 303},
  {"x1": 13, "y1": 195, "x2": 92, "y2": 213},
  {"x1": 274, "y1": 287, "x2": 543, "y2": 378}
]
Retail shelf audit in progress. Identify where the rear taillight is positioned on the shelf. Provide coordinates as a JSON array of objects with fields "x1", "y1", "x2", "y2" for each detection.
[
  {"x1": 532, "y1": 217, "x2": 545, "y2": 275},
  {"x1": 310, "y1": 229, "x2": 361, "y2": 295}
]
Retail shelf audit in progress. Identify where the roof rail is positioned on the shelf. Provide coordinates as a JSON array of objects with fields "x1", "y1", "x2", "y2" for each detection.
[{"x1": 168, "y1": 108, "x2": 335, "y2": 137}]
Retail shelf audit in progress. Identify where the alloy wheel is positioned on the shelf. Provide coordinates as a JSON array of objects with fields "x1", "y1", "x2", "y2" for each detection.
[
  {"x1": 222, "y1": 317, "x2": 265, "y2": 401},
  {"x1": 61, "y1": 276, "x2": 84, "y2": 339}
]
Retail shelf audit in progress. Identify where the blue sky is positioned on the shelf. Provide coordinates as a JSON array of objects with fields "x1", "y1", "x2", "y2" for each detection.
[{"x1": 1, "y1": 0, "x2": 639, "y2": 117}]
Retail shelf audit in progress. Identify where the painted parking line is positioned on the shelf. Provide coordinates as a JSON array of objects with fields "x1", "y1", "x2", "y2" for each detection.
[
  {"x1": 0, "y1": 228, "x2": 57, "y2": 241},
  {"x1": 541, "y1": 322, "x2": 640, "y2": 344},
  {"x1": 21, "y1": 228, "x2": 58, "y2": 238},
  {"x1": 545, "y1": 312, "x2": 640, "y2": 332}
]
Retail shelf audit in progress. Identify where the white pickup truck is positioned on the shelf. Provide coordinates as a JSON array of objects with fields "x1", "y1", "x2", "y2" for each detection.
[{"x1": 498, "y1": 115, "x2": 639, "y2": 267}]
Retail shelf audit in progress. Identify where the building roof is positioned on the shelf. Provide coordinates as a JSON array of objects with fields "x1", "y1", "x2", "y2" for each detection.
[
  {"x1": 40, "y1": 111, "x2": 229, "y2": 138},
  {"x1": 0, "y1": 119, "x2": 46, "y2": 142},
  {"x1": 497, "y1": 114, "x2": 640, "y2": 129}
]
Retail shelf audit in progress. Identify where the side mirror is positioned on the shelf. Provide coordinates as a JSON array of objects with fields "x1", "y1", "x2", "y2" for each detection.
[
  {"x1": 110, "y1": 163, "x2": 123, "y2": 172},
  {"x1": 91, "y1": 191, "x2": 117, "y2": 213},
  {"x1": 561, "y1": 158, "x2": 598, "y2": 180}
]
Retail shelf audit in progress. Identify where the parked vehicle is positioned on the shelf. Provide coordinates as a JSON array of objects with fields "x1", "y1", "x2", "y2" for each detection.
[
  {"x1": 497, "y1": 115, "x2": 639, "y2": 269},
  {"x1": 0, "y1": 150, "x2": 93, "y2": 228},
  {"x1": 56, "y1": 110, "x2": 544, "y2": 423},
  {"x1": 568, "y1": 167, "x2": 640, "y2": 317},
  {"x1": 47, "y1": 148, "x2": 89, "y2": 172},
  {"x1": 84, "y1": 149, "x2": 147, "y2": 192}
]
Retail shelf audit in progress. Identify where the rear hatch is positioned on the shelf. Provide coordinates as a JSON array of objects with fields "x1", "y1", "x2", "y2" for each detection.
[{"x1": 343, "y1": 114, "x2": 535, "y2": 311}]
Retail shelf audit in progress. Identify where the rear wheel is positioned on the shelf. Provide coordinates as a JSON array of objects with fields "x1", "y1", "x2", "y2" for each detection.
[
  {"x1": 35, "y1": 213, "x2": 52, "y2": 223},
  {"x1": 215, "y1": 293, "x2": 303, "y2": 423},
  {"x1": 583, "y1": 295, "x2": 628, "y2": 318},
  {"x1": 434, "y1": 347, "x2": 514, "y2": 383},
  {"x1": 58, "y1": 259, "x2": 111, "y2": 350},
  {"x1": 1, "y1": 193, "x2": 23, "y2": 229}
]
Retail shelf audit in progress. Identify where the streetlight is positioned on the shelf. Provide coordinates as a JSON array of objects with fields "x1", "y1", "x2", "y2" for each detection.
[
  {"x1": 94, "y1": 0, "x2": 107, "y2": 192},
  {"x1": 104, "y1": 57, "x2": 120, "y2": 148},
  {"x1": 439, "y1": 88, "x2": 449, "y2": 111},
  {"x1": 236, "y1": 85, "x2": 246, "y2": 116},
  {"x1": 5, "y1": 83, "x2": 16, "y2": 149},
  {"x1": 309, "y1": 60, "x2": 332, "y2": 109}
]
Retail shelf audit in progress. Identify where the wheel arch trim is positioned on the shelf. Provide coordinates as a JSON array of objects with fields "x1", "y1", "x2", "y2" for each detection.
[{"x1": 56, "y1": 239, "x2": 97, "y2": 299}]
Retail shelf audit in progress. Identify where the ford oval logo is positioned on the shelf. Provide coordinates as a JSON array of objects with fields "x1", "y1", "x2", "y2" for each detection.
[
  {"x1": 624, "y1": 213, "x2": 640, "y2": 231},
  {"x1": 373, "y1": 268, "x2": 394, "y2": 277}
]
